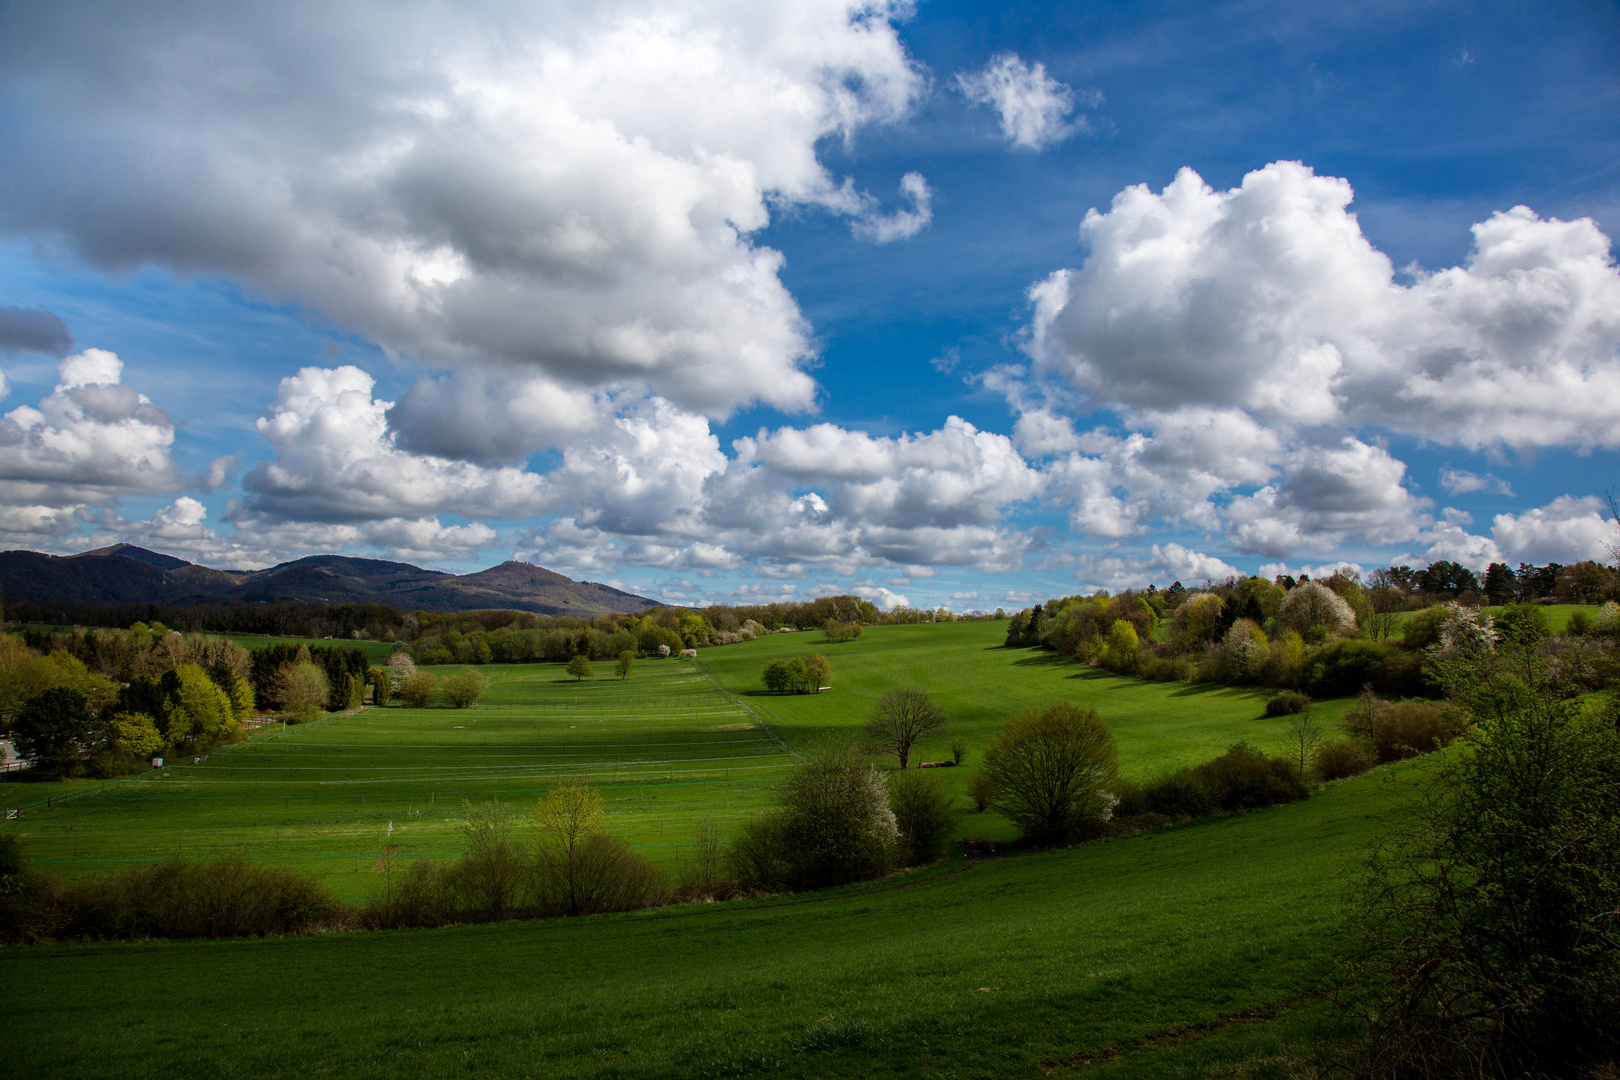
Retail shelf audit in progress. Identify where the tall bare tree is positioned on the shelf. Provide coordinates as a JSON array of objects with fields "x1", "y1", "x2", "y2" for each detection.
[{"x1": 864, "y1": 687, "x2": 947, "y2": 769}]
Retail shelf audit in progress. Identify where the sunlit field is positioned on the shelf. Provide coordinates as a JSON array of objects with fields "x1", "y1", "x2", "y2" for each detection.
[{"x1": 2, "y1": 659, "x2": 795, "y2": 896}]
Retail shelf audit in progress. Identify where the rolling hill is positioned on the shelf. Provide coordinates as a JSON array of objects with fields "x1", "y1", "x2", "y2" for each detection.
[{"x1": 0, "y1": 544, "x2": 655, "y2": 616}]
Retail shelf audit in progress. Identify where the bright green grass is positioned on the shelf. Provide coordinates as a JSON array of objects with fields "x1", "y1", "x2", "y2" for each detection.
[
  {"x1": 702, "y1": 619, "x2": 1357, "y2": 782},
  {"x1": 0, "y1": 756, "x2": 1429, "y2": 1079},
  {"x1": 2, "y1": 660, "x2": 794, "y2": 894}
]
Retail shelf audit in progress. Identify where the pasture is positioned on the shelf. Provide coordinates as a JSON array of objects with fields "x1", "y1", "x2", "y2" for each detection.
[
  {"x1": 0, "y1": 752, "x2": 1431, "y2": 1078},
  {"x1": 1, "y1": 660, "x2": 795, "y2": 895}
]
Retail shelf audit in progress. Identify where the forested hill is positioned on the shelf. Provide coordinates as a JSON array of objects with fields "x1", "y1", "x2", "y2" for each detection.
[{"x1": 0, "y1": 545, "x2": 655, "y2": 617}]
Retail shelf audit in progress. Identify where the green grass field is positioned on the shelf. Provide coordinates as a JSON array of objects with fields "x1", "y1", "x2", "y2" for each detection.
[
  {"x1": 0, "y1": 753, "x2": 1428, "y2": 1078},
  {"x1": 2, "y1": 659, "x2": 796, "y2": 894},
  {"x1": 3, "y1": 622, "x2": 1362, "y2": 885}
]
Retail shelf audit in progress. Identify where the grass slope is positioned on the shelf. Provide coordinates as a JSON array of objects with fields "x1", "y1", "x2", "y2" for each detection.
[
  {"x1": 2, "y1": 757, "x2": 1426, "y2": 1079},
  {"x1": 2, "y1": 660, "x2": 793, "y2": 893},
  {"x1": 702, "y1": 619, "x2": 1356, "y2": 778}
]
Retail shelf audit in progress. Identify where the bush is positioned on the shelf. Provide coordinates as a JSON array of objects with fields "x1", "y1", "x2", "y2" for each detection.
[
  {"x1": 978, "y1": 703, "x2": 1119, "y2": 844},
  {"x1": 1142, "y1": 744, "x2": 1309, "y2": 817},
  {"x1": 442, "y1": 667, "x2": 488, "y2": 709},
  {"x1": 1265, "y1": 690, "x2": 1312, "y2": 716},
  {"x1": 889, "y1": 769, "x2": 960, "y2": 866},
  {"x1": 728, "y1": 741, "x2": 897, "y2": 892},
  {"x1": 3, "y1": 858, "x2": 342, "y2": 943},
  {"x1": 1368, "y1": 701, "x2": 1458, "y2": 762},
  {"x1": 1306, "y1": 640, "x2": 1412, "y2": 698},
  {"x1": 965, "y1": 770, "x2": 993, "y2": 812},
  {"x1": 1192, "y1": 743, "x2": 1309, "y2": 810},
  {"x1": 1314, "y1": 737, "x2": 1378, "y2": 781},
  {"x1": 363, "y1": 859, "x2": 456, "y2": 930},
  {"x1": 533, "y1": 832, "x2": 662, "y2": 917},
  {"x1": 1339, "y1": 637, "x2": 1620, "y2": 1077},
  {"x1": 396, "y1": 669, "x2": 437, "y2": 708}
]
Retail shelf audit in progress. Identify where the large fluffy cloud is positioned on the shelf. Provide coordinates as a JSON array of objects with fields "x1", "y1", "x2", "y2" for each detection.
[
  {"x1": 0, "y1": 0, "x2": 928, "y2": 416},
  {"x1": 1027, "y1": 161, "x2": 1620, "y2": 450},
  {"x1": 0, "y1": 349, "x2": 178, "y2": 509},
  {"x1": 242, "y1": 365, "x2": 548, "y2": 524}
]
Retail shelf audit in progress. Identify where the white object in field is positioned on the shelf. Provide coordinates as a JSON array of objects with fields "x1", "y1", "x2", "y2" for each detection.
[
  {"x1": 680, "y1": 648, "x2": 697, "y2": 658},
  {"x1": 819, "y1": 686, "x2": 833, "y2": 691},
  {"x1": 388, "y1": 820, "x2": 394, "y2": 838},
  {"x1": 152, "y1": 757, "x2": 163, "y2": 768}
]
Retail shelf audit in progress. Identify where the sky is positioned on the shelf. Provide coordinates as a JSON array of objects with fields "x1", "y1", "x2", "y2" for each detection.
[{"x1": 1, "y1": 0, "x2": 1618, "y2": 612}]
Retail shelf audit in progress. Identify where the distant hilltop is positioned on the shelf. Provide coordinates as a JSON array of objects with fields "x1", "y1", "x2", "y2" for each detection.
[{"x1": 0, "y1": 544, "x2": 657, "y2": 618}]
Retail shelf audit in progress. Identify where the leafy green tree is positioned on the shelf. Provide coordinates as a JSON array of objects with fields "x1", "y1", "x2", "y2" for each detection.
[
  {"x1": 864, "y1": 687, "x2": 947, "y2": 769},
  {"x1": 274, "y1": 660, "x2": 329, "y2": 724},
  {"x1": 1097, "y1": 619, "x2": 1140, "y2": 673},
  {"x1": 13, "y1": 687, "x2": 94, "y2": 778},
  {"x1": 1483, "y1": 561, "x2": 1518, "y2": 604},
  {"x1": 615, "y1": 651, "x2": 635, "y2": 679},
  {"x1": 802, "y1": 653, "x2": 831, "y2": 692},
  {"x1": 978, "y1": 703, "x2": 1119, "y2": 844},
  {"x1": 762, "y1": 657, "x2": 797, "y2": 693},
  {"x1": 369, "y1": 667, "x2": 392, "y2": 706},
  {"x1": 565, "y1": 655, "x2": 593, "y2": 681}
]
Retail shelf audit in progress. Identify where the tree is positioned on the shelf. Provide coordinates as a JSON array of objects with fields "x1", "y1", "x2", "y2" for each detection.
[
  {"x1": 275, "y1": 660, "x2": 330, "y2": 724},
  {"x1": 1281, "y1": 710, "x2": 1323, "y2": 780},
  {"x1": 802, "y1": 653, "x2": 831, "y2": 692},
  {"x1": 615, "y1": 651, "x2": 635, "y2": 679},
  {"x1": 864, "y1": 687, "x2": 947, "y2": 769},
  {"x1": 1275, "y1": 580, "x2": 1357, "y2": 640},
  {"x1": 532, "y1": 777, "x2": 660, "y2": 916},
  {"x1": 762, "y1": 657, "x2": 796, "y2": 693},
  {"x1": 1097, "y1": 619, "x2": 1140, "y2": 673},
  {"x1": 369, "y1": 667, "x2": 392, "y2": 706},
  {"x1": 397, "y1": 669, "x2": 437, "y2": 708},
  {"x1": 1340, "y1": 619, "x2": 1620, "y2": 1077},
  {"x1": 566, "y1": 655, "x2": 593, "y2": 681},
  {"x1": 443, "y1": 667, "x2": 488, "y2": 708},
  {"x1": 1418, "y1": 559, "x2": 1481, "y2": 598},
  {"x1": 1483, "y1": 561, "x2": 1518, "y2": 605},
  {"x1": 12, "y1": 687, "x2": 94, "y2": 778},
  {"x1": 386, "y1": 650, "x2": 416, "y2": 682},
  {"x1": 978, "y1": 703, "x2": 1119, "y2": 844}
]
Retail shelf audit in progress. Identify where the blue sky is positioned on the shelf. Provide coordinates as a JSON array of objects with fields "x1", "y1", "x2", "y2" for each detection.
[{"x1": 1, "y1": 0, "x2": 1617, "y2": 610}]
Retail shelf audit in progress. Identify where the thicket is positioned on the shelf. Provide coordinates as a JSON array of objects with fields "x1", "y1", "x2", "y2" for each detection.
[
  {"x1": 1003, "y1": 559, "x2": 1620, "y2": 700},
  {"x1": 0, "y1": 628, "x2": 258, "y2": 778},
  {"x1": 1336, "y1": 604, "x2": 1620, "y2": 1079},
  {"x1": 761, "y1": 654, "x2": 831, "y2": 694}
]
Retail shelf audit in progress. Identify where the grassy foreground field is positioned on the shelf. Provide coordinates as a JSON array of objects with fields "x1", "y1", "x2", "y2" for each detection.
[{"x1": 1, "y1": 752, "x2": 1426, "y2": 1079}]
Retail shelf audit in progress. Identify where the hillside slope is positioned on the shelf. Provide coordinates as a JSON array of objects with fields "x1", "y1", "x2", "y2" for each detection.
[{"x1": 0, "y1": 544, "x2": 654, "y2": 616}]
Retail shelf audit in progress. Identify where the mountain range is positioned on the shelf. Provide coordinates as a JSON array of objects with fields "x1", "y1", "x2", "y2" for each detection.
[{"x1": 0, "y1": 545, "x2": 657, "y2": 617}]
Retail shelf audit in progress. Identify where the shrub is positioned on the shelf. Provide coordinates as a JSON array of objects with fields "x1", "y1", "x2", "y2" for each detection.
[
  {"x1": 1306, "y1": 640, "x2": 1406, "y2": 698},
  {"x1": 728, "y1": 741, "x2": 897, "y2": 892},
  {"x1": 1368, "y1": 700, "x2": 1458, "y2": 762},
  {"x1": 443, "y1": 667, "x2": 488, "y2": 709},
  {"x1": 965, "y1": 770, "x2": 993, "y2": 812},
  {"x1": 889, "y1": 769, "x2": 960, "y2": 866},
  {"x1": 978, "y1": 703, "x2": 1119, "y2": 844},
  {"x1": 1097, "y1": 619, "x2": 1139, "y2": 674},
  {"x1": 447, "y1": 806, "x2": 529, "y2": 920},
  {"x1": 369, "y1": 667, "x2": 392, "y2": 706},
  {"x1": 363, "y1": 859, "x2": 456, "y2": 930},
  {"x1": 1191, "y1": 743, "x2": 1309, "y2": 810},
  {"x1": 1402, "y1": 604, "x2": 1450, "y2": 650},
  {"x1": 1140, "y1": 768, "x2": 1212, "y2": 818},
  {"x1": 1314, "y1": 737, "x2": 1378, "y2": 781},
  {"x1": 4, "y1": 858, "x2": 342, "y2": 943},
  {"x1": 1265, "y1": 690, "x2": 1312, "y2": 716},
  {"x1": 1339, "y1": 636, "x2": 1620, "y2": 1077},
  {"x1": 396, "y1": 670, "x2": 437, "y2": 708}
]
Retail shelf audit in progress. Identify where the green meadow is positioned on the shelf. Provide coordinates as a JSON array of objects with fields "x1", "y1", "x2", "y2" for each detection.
[
  {"x1": 2, "y1": 660, "x2": 796, "y2": 895},
  {"x1": 1, "y1": 620, "x2": 1426, "y2": 1077},
  {"x1": 0, "y1": 753, "x2": 1424, "y2": 1078}
]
